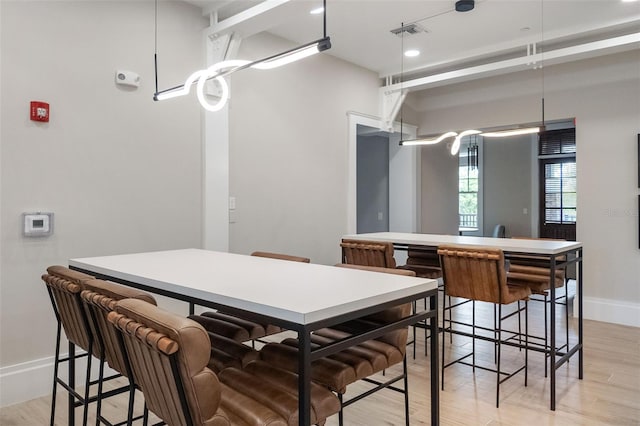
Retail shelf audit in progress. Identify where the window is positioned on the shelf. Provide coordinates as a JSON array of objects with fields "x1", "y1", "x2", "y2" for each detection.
[
  {"x1": 539, "y1": 128, "x2": 577, "y2": 240},
  {"x1": 459, "y1": 138, "x2": 480, "y2": 231},
  {"x1": 542, "y1": 159, "x2": 576, "y2": 224}
]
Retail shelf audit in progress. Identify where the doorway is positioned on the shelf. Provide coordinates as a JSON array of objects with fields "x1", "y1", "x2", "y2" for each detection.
[
  {"x1": 357, "y1": 125, "x2": 390, "y2": 233},
  {"x1": 347, "y1": 112, "x2": 419, "y2": 235}
]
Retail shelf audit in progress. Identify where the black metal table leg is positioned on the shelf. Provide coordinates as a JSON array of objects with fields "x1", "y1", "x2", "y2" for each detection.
[
  {"x1": 550, "y1": 255, "x2": 557, "y2": 411},
  {"x1": 430, "y1": 293, "x2": 439, "y2": 425},
  {"x1": 298, "y1": 327, "x2": 312, "y2": 426},
  {"x1": 578, "y1": 248, "x2": 584, "y2": 379}
]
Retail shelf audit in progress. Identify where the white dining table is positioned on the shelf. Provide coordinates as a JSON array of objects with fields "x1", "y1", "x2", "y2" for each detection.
[
  {"x1": 70, "y1": 248, "x2": 440, "y2": 425},
  {"x1": 343, "y1": 232, "x2": 584, "y2": 411}
]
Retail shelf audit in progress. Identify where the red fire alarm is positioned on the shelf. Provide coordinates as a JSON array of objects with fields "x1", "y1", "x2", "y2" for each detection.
[{"x1": 30, "y1": 101, "x2": 50, "y2": 122}]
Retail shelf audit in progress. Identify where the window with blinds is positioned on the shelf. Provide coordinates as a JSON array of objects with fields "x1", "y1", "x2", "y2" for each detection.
[
  {"x1": 539, "y1": 128, "x2": 577, "y2": 226},
  {"x1": 543, "y1": 160, "x2": 577, "y2": 224}
]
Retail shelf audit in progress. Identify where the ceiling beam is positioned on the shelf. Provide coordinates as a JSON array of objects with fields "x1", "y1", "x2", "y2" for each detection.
[{"x1": 382, "y1": 32, "x2": 640, "y2": 95}]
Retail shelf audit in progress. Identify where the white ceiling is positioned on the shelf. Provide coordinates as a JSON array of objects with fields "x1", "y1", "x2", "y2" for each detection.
[{"x1": 184, "y1": 0, "x2": 640, "y2": 81}]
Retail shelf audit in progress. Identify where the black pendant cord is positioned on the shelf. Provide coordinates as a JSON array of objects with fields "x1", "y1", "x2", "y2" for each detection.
[
  {"x1": 154, "y1": 0, "x2": 159, "y2": 95},
  {"x1": 540, "y1": 0, "x2": 545, "y2": 130},
  {"x1": 323, "y1": 0, "x2": 327, "y2": 39},
  {"x1": 400, "y1": 22, "x2": 404, "y2": 139}
]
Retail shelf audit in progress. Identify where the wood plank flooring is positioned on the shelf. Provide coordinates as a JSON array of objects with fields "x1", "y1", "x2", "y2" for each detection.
[{"x1": 1, "y1": 297, "x2": 639, "y2": 425}]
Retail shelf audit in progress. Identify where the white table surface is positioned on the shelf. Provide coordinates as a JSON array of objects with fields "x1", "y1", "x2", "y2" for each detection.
[
  {"x1": 343, "y1": 232, "x2": 582, "y2": 255},
  {"x1": 70, "y1": 249, "x2": 437, "y2": 325}
]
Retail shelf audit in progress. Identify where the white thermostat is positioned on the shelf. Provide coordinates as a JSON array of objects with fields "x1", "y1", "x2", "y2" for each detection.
[{"x1": 23, "y1": 212, "x2": 54, "y2": 237}]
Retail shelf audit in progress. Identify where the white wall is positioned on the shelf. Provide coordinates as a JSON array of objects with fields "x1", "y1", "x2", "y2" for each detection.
[
  {"x1": 228, "y1": 33, "x2": 380, "y2": 265},
  {"x1": 0, "y1": 0, "x2": 206, "y2": 405},
  {"x1": 412, "y1": 51, "x2": 640, "y2": 326},
  {"x1": 483, "y1": 134, "x2": 533, "y2": 237},
  {"x1": 420, "y1": 143, "x2": 459, "y2": 235}
]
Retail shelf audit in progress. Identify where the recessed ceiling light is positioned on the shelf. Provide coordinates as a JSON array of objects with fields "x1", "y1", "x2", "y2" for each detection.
[
  {"x1": 310, "y1": 6, "x2": 324, "y2": 14},
  {"x1": 404, "y1": 49, "x2": 420, "y2": 57},
  {"x1": 621, "y1": 0, "x2": 638, "y2": 2}
]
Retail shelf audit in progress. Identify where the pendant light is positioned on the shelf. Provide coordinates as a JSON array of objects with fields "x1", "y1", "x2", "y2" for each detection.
[{"x1": 153, "y1": 0, "x2": 331, "y2": 111}]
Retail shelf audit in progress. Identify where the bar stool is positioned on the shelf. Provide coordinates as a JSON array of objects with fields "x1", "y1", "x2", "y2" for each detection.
[
  {"x1": 108, "y1": 298, "x2": 340, "y2": 426},
  {"x1": 260, "y1": 265, "x2": 413, "y2": 426},
  {"x1": 193, "y1": 251, "x2": 310, "y2": 346},
  {"x1": 41, "y1": 266, "x2": 102, "y2": 426},
  {"x1": 80, "y1": 279, "x2": 157, "y2": 425},
  {"x1": 396, "y1": 246, "x2": 443, "y2": 358},
  {"x1": 438, "y1": 245, "x2": 531, "y2": 407}
]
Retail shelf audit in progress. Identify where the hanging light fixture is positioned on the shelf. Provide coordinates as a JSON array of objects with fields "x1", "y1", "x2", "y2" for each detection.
[
  {"x1": 400, "y1": 131, "x2": 458, "y2": 146},
  {"x1": 153, "y1": 0, "x2": 331, "y2": 111},
  {"x1": 451, "y1": 129, "x2": 481, "y2": 155},
  {"x1": 481, "y1": 127, "x2": 541, "y2": 137},
  {"x1": 399, "y1": 0, "x2": 545, "y2": 152},
  {"x1": 397, "y1": 22, "x2": 457, "y2": 147}
]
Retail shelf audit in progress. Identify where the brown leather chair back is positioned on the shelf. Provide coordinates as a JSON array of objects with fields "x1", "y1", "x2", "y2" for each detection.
[
  {"x1": 108, "y1": 299, "x2": 221, "y2": 426},
  {"x1": 250, "y1": 251, "x2": 310, "y2": 263},
  {"x1": 437, "y1": 245, "x2": 510, "y2": 304},
  {"x1": 42, "y1": 266, "x2": 97, "y2": 356},
  {"x1": 340, "y1": 239, "x2": 396, "y2": 268},
  {"x1": 80, "y1": 279, "x2": 157, "y2": 376},
  {"x1": 334, "y1": 263, "x2": 412, "y2": 352},
  {"x1": 405, "y1": 246, "x2": 440, "y2": 268}
]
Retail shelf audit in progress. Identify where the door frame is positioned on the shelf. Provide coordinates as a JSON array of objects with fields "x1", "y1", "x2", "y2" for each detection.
[{"x1": 347, "y1": 112, "x2": 418, "y2": 234}]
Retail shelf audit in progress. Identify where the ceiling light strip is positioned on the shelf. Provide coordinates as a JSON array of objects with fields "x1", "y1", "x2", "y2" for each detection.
[{"x1": 153, "y1": 0, "x2": 330, "y2": 111}]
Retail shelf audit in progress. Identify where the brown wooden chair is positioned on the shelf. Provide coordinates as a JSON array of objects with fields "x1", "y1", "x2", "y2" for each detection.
[
  {"x1": 340, "y1": 239, "x2": 396, "y2": 268},
  {"x1": 260, "y1": 265, "x2": 413, "y2": 426},
  {"x1": 438, "y1": 245, "x2": 531, "y2": 407},
  {"x1": 108, "y1": 298, "x2": 340, "y2": 426},
  {"x1": 80, "y1": 278, "x2": 158, "y2": 425},
  {"x1": 41, "y1": 266, "x2": 103, "y2": 426}
]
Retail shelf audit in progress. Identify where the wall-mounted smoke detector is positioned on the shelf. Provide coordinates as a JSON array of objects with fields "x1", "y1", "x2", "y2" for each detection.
[{"x1": 390, "y1": 23, "x2": 427, "y2": 37}]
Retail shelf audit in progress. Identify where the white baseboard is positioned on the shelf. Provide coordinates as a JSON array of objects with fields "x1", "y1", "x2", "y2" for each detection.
[
  {"x1": 0, "y1": 355, "x2": 57, "y2": 408},
  {"x1": 0, "y1": 352, "x2": 115, "y2": 408},
  {"x1": 581, "y1": 296, "x2": 640, "y2": 328}
]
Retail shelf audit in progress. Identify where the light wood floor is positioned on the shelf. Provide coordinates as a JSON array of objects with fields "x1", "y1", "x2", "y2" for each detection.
[{"x1": 2, "y1": 298, "x2": 639, "y2": 425}]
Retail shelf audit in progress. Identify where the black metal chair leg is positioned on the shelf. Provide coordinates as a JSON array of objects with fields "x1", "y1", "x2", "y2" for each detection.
[
  {"x1": 338, "y1": 393, "x2": 344, "y2": 426},
  {"x1": 496, "y1": 304, "x2": 502, "y2": 408},
  {"x1": 403, "y1": 357, "x2": 410, "y2": 426},
  {"x1": 95, "y1": 357, "x2": 106, "y2": 426},
  {"x1": 50, "y1": 323, "x2": 62, "y2": 426},
  {"x1": 472, "y1": 301, "x2": 476, "y2": 372},
  {"x1": 525, "y1": 300, "x2": 529, "y2": 387},
  {"x1": 544, "y1": 293, "x2": 549, "y2": 378},
  {"x1": 82, "y1": 343, "x2": 93, "y2": 426}
]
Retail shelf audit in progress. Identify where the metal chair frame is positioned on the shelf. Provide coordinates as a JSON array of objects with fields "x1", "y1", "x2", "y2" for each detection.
[{"x1": 439, "y1": 248, "x2": 529, "y2": 408}]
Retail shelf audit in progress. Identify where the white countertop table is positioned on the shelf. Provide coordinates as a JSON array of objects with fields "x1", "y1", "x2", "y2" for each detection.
[
  {"x1": 343, "y1": 232, "x2": 584, "y2": 411},
  {"x1": 70, "y1": 249, "x2": 440, "y2": 425}
]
